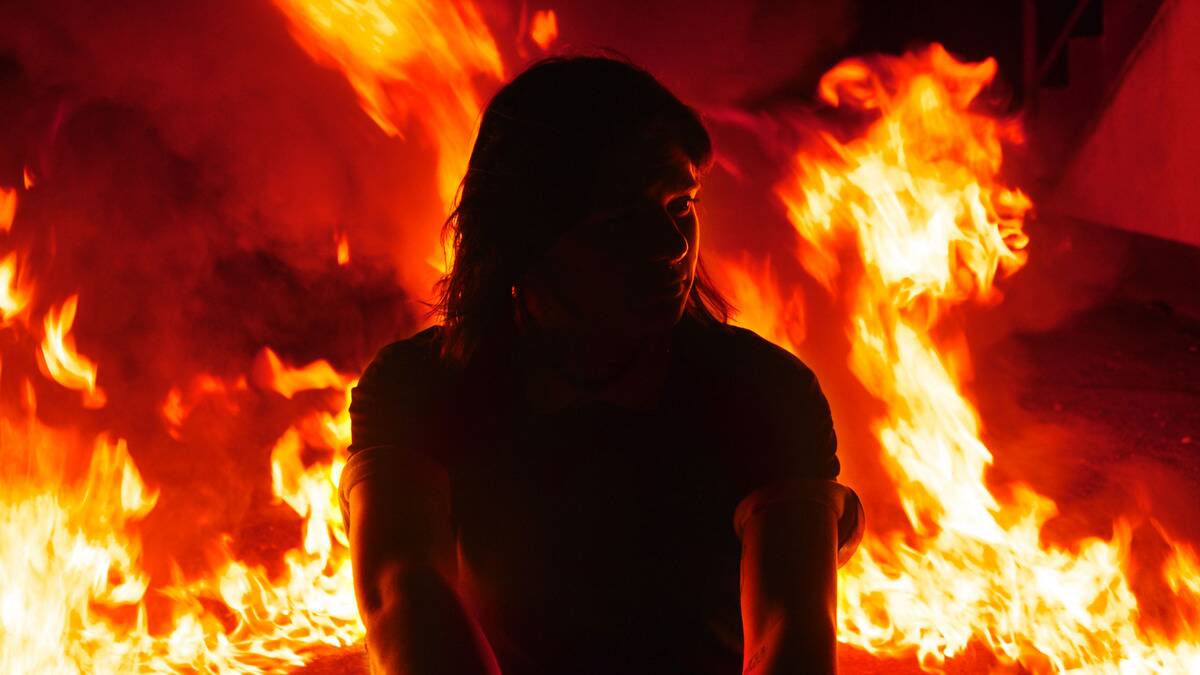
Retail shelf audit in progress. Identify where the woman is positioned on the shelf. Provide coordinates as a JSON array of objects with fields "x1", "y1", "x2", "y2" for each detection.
[{"x1": 340, "y1": 56, "x2": 863, "y2": 675}]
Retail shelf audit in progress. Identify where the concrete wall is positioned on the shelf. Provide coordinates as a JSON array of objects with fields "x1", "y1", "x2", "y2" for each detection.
[{"x1": 1053, "y1": 0, "x2": 1200, "y2": 248}]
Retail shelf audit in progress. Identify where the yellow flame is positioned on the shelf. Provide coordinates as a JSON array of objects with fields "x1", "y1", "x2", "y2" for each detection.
[
  {"x1": 2, "y1": 361, "x2": 363, "y2": 671},
  {"x1": 0, "y1": 432, "x2": 156, "y2": 673},
  {"x1": 1, "y1": 252, "x2": 31, "y2": 325},
  {"x1": 271, "y1": 0, "x2": 504, "y2": 212},
  {"x1": 765, "y1": 43, "x2": 1199, "y2": 671},
  {"x1": 40, "y1": 295, "x2": 107, "y2": 409}
]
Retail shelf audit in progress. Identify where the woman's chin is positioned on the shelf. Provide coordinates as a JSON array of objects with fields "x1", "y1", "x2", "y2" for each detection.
[{"x1": 626, "y1": 296, "x2": 687, "y2": 331}]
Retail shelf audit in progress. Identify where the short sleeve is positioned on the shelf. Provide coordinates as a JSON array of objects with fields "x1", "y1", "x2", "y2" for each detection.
[
  {"x1": 724, "y1": 327, "x2": 841, "y2": 487},
  {"x1": 338, "y1": 327, "x2": 450, "y2": 518},
  {"x1": 715, "y1": 326, "x2": 863, "y2": 563},
  {"x1": 733, "y1": 479, "x2": 865, "y2": 567},
  {"x1": 346, "y1": 327, "x2": 448, "y2": 453}
]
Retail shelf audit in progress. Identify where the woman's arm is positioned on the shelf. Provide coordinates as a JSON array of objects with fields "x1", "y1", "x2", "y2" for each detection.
[
  {"x1": 345, "y1": 447, "x2": 502, "y2": 675},
  {"x1": 737, "y1": 487, "x2": 841, "y2": 675}
]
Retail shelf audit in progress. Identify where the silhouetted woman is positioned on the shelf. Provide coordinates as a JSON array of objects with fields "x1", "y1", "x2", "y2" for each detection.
[{"x1": 340, "y1": 56, "x2": 863, "y2": 675}]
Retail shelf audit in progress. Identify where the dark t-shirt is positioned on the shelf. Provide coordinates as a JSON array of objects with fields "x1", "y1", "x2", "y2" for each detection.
[{"x1": 343, "y1": 316, "x2": 860, "y2": 675}]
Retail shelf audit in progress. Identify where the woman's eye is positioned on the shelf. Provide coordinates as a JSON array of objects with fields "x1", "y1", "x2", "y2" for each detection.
[{"x1": 667, "y1": 196, "x2": 697, "y2": 218}]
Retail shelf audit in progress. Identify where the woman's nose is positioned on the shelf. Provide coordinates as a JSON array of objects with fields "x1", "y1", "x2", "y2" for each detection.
[{"x1": 640, "y1": 207, "x2": 689, "y2": 265}]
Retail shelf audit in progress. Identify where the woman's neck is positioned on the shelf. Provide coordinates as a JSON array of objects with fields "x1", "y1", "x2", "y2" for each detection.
[{"x1": 516, "y1": 322, "x2": 673, "y2": 412}]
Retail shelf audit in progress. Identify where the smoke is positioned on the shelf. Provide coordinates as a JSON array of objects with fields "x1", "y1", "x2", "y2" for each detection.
[
  {"x1": 0, "y1": 0, "x2": 434, "y2": 578},
  {"x1": 0, "y1": 0, "x2": 870, "y2": 574}
]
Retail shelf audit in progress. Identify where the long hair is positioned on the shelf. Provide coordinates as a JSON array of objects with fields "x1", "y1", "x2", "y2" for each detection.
[{"x1": 434, "y1": 55, "x2": 731, "y2": 363}]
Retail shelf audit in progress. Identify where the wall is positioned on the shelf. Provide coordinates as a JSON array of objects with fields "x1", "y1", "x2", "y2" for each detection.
[{"x1": 1053, "y1": 0, "x2": 1200, "y2": 247}]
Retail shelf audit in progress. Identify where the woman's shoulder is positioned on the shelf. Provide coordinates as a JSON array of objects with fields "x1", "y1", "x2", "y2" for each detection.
[
  {"x1": 348, "y1": 325, "x2": 458, "y2": 453},
  {"x1": 352, "y1": 325, "x2": 458, "y2": 415},
  {"x1": 361, "y1": 325, "x2": 452, "y2": 383},
  {"x1": 675, "y1": 318, "x2": 839, "y2": 480},
  {"x1": 677, "y1": 318, "x2": 820, "y2": 394}
]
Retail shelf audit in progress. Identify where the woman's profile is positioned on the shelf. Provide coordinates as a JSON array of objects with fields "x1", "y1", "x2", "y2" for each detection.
[{"x1": 340, "y1": 55, "x2": 863, "y2": 675}]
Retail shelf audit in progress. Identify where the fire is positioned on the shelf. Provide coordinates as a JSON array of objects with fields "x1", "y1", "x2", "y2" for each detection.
[
  {"x1": 336, "y1": 230, "x2": 351, "y2": 266},
  {"x1": 271, "y1": 0, "x2": 506, "y2": 292},
  {"x1": 715, "y1": 255, "x2": 806, "y2": 356},
  {"x1": 1, "y1": 180, "x2": 363, "y2": 670},
  {"x1": 271, "y1": 0, "x2": 504, "y2": 214},
  {"x1": 1, "y1": 252, "x2": 30, "y2": 324},
  {"x1": 0, "y1": 429, "x2": 157, "y2": 674},
  {"x1": 750, "y1": 44, "x2": 1200, "y2": 671},
  {"x1": 0, "y1": 186, "x2": 15, "y2": 232},
  {"x1": 1, "y1": 1, "x2": 532, "y2": 670},
  {"x1": 39, "y1": 295, "x2": 107, "y2": 409},
  {"x1": 529, "y1": 9, "x2": 559, "y2": 51},
  {"x1": 4, "y1": 0, "x2": 1196, "y2": 666},
  {"x1": 254, "y1": 347, "x2": 355, "y2": 400}
]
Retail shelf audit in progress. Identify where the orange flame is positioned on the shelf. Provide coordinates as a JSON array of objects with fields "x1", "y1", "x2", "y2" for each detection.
[
  {"x1": 758, "y1": 44, "x2": 1200, "y2": 671},
  {"x1": 39, "y1": 295, "x2": 107, "y2": 408},
  {"x1": 1, "y1": 252, "x2": 31, "y2": 325},
  {"x1": 529, "y1": 9, "x2": 558, "y2": 51},
  {"x1": 160, "y1": 375, "x2": 246, "y2": 439},
  {"x1": 720, "y1": 255, "x2": 806, "y2": 356},
  {"x1": 0, "y1": 186, "x2": 16, "y2": 232},
  {"x1": 271, "y1": 0, "x2": 504, "y2": 213},
  {"x1": 336, "y1": 230, "x2": 351, "y2": 266},
  {"x1": 1, "y1": 3, "x2": 522, "y2": 669},
  {"x1": 3, "y1": 349, "x2": 362, "y2": 670},
  {"x1": 253, "y1": 347, "x2": 354, "y2": 399}
]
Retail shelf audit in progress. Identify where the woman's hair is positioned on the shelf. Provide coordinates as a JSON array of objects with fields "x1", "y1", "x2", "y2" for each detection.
[{"x1": 434, "y1": 55, "x2": 731, "y2": 363}]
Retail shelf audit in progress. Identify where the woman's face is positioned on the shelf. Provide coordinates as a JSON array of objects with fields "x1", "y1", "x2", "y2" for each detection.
[{"x1": 519, "y1": 145, "x2": 701, "y2": 347}]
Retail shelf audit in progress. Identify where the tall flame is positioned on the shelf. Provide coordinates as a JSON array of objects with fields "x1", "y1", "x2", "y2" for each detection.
[
  {"x1": 271, "y1": 0, "x2": 504, "y2": 213},
  {"x1": 761, "y1": 44, "x2": 1200, "y2": 671}
]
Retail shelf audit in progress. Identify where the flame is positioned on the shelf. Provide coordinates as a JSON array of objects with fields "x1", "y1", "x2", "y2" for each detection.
[
  {"x1": 336, "y1": 230, "x2": 351, "y2": 266},
  {"x1": 717, "y1": 255, "x2": 805, "y2": 356},
  {"x1": 2, "y1": 173, "x2": 364, "y2": 669},
  {"x1": 529, "y1": 10, "x2": 558, "y2": 51},
  {"x1": 4, "y1": 341, "x2": 363, "y2": 671},
  {"x1": 752, "y1": 44, "x2": 1200, "y2": 671},
  {"x1": 0, "y1": 3, "x2": 525, "y2": 669},
  {"x1": 254, "y1": 347, "x2": 354, "y2": 399},
  {"x1": 271, "y1": 0, "x2": 504, "y2": 213},
  {"x1": 160, "y1": 375, "x2": 246, "y2": 440},
  {"x1": 0, "y1": 431, "x2": 157, "y2": 674},
  {"x1": 4, "y1": 7, "x2": 1196, "y2": 669},
  {"x1": 0, "y1": 186, "x2": 15, "y2": 232},
  {"x1": 23, "y1": 166, "x2": 35, "y2": 190},
  {"x1": 1, "y1": 252, "x2": 31, "y2": 324},
  {"x1": 39, "y1": 295, "x2": 107, "y2": 409}
]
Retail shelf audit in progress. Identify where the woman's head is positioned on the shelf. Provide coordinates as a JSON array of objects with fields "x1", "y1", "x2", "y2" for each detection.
[{"x1": 437, "y1": 55, "x2": 729, "y2": 362}]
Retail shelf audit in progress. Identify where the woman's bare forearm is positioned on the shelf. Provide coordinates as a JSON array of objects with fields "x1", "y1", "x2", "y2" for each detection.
[
  {"x1": 363, "y1": 562, "x2": 501, "y2": 675},
  {"x1": 738, "y1": 488, "x2": 840, "y2": 675},
  {"x1": 742, "y1": 614, "x2": 836, "y2": 675},
  {"x1": 343, "y1": 449, "x2": 501, "y2": 675}
]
